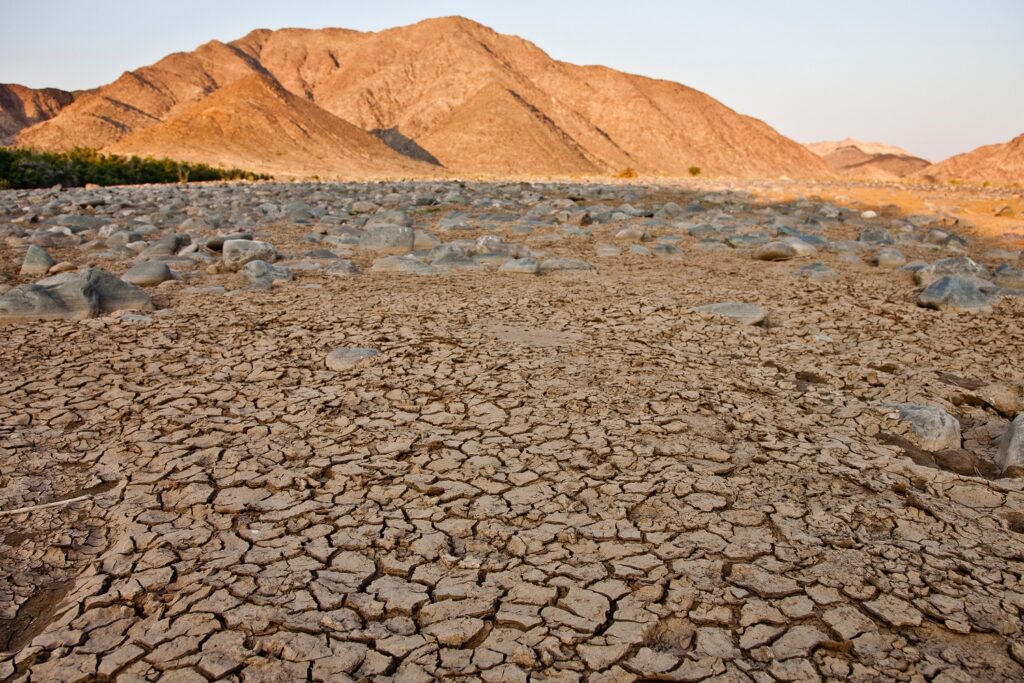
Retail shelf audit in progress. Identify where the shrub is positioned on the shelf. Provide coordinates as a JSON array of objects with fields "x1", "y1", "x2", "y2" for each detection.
[
  {"x1": 615, "y1": 167, "x2": 638, "y2": 179},
  {"x1": 0, "y1": 146, "x2": 269, "y2": 189},
  {"x1": 688, "y1": 166, "x2": 702, "y2": 177}
]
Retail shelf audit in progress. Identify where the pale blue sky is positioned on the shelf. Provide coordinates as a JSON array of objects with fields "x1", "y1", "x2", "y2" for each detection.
[{"x1": 2, "y1": 1, "x2": 1021, "y2": 160}]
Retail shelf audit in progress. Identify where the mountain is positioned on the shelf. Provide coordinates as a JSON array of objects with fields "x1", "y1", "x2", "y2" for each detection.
[
  {"x1": 107, "y1": 75, "x2": 437, "y2": 177},
  {"x1": 16, "y1": 17, "x2": 831, "y2": 179},
  {"x1": 805, "y1": 138, "x2": 930, "y2": 180},
  {"x1": 914, "y1": 134, "x2": 1024, "y2": 186},
  {"x1": 0, "y1": 84, "x2": 75, "y2": 144},
  {"x1": 805, "y1": 138, "x2": 918, "y2": 158}
]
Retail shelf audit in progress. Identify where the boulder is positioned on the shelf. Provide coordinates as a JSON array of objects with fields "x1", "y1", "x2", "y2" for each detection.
[
  {"x1": 20, "y1": 245, "x2": 55, "y2": 276},
  {"x1": 241, "y1": 260, "x2": 294, "y2": 289},
  {"x1": 359, "y1": 224, "x2": 415, "y2": 254},
  {"x1": 918, "y1": 276, "x2": 991, "y2": 312},
  {"x1": 874, "y1": 248, "x2": 906, "y2": 268},
  {"x1": 325, "y1": 260, "x2": 360, "y2": 276},
  {"x1": 370, "y1": 255, "x2": 440, "y2": 275},
  {"x1": 122, "y1": 261, "x2": 175, "y2": 287},
  {"x1": 498, "y1": 257, "x2": 540, "y2": 274},
  {"x1": 223, "y1": 239, "x2": 278, "y2": 271},
  {"x1": 884, "y1": 403, "x2": 961, "y2": 451},
  {"x1": 0, "y1": 268, "x2": 152, "y2": 322},
  {"x1": 794, "y1": 262, "x2": 839, "y2": 280},
  {"x1": 753, "y1": 242, "x2": 797, "y2": 261},
  {"x1": 996, "y1": 414, "x2": 1024, "y2": 473},
  {"x1": 539, "y1": 257, "x2": 596, "y2": 273},
  {"x1": 914, "y1": 256, "x2": 989, "y2": 287}
]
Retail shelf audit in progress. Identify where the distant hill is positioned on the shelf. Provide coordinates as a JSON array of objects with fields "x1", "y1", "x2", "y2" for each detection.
[
  {"x1": 16, "y1": 17, "x2": 832, "y2": 179},
  {"x1": 805, "y1": 138, "x2": 929, "y2": 180},
  {"x1": 0, "y1": 84, "x2": 75, "y2": 144},
  {"x1": 914, "y1": 134, "x2": 1024, "y2": 186}
]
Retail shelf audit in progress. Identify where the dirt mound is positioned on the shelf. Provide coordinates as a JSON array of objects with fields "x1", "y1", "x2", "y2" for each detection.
[{"x1": 18, "y1": 17, "x2": 832, "y2": 179}]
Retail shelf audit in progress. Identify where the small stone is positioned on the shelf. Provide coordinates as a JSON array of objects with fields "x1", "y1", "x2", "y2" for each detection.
[
  {"x1": 693, "y1": 302, "x2": 767, "y2": 326},
  {"x1": 753, "y1": 241, "x2": 797, "y2": 261},
  {"x1": 326, "y1": 347, "x2": 380, "y2": 371}
]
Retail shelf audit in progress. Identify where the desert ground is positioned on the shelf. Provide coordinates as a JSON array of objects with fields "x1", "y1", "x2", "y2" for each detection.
[{"x1": 1, "y1": 177, "x2": 1023, "y2": 682}]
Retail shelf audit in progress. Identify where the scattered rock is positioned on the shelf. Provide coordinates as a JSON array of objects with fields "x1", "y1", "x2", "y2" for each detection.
[
  {"x1": 692, "y1": 302, "x2": 767, "y2": 326},
  {"x1": 753, "y1": 242, "x2": 797, "y2": 261},
  {"x1": 20, "y1": 245, "x2": 55, "y2": 276},
  {"x1": 122, "y1": 261, "x2": 175, "y2": 287},
  {"x1": 918, "y1": 275, "x2": 991, "y2": 312},
  {"x1": 0, "y1": 268, "x2": 152, "y2": 321},
  {"x1": 883, "y1": 402, "x2": 961, "y2": 451},
  {"x1": 223, "y1": 239, "x2": 278, "y2": 271},
  {"x1": 996, "y1": 414, "x2": 1024, "y2": 473},
  {"x1": 326, "y1": 347, "x2": 380, "y2": 371}
]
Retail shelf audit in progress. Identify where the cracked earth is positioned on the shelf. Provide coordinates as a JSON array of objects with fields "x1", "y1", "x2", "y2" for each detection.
[{"x1": 1, "y1": 180, "x2": 1023, "y2": 682}]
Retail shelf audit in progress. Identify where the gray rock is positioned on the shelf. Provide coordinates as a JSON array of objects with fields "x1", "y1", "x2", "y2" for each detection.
[
  {"x1": 778, "y1": 237, "x2": 818, "y2": 257},
  {"x1": 994, "y1": 265, "x2": 1024, "y2": 290},
  {"x1": 753, "y1": 242, "x2": 797, "y2": 261},
  {"x1": 370, "y1": 255, "x2": 440, "y2": 275},
  {"x1": 206, "y1": 232, "x2": 253, "y2": 252},
  {"x1": 539, "y1": 257, "x2": 596, "y2": 273},
  {"x1": 885, "y1": 403, "x2": 961, "y2": 451},
  {"x1": 727, "y1": 233, "x2": 770, "y2": 248},
  {"x1": 326, "y1": 347, "x2": 379, "y2": 371},
  {"x1": 20, "y1": 245, "x2": 55, "y2": 276},
  {"x1": 692, "y1": 302, "x2": 767, "y2": 326},
  {"x1": 874, "y1": 248, "x2": 906, "y2": 268},
  {"x1": 918, "y1": 276, "x2": 991, "y2": 312},
  {"x1": 325, "y1": 260, "x2": 359, "y2": 276},
  {"x1": 430, "y1": 246, "x2": 486, "y2": 271},
  {"x1": 498, "y1": 257, "x2": 540, "y2": 274},
  {"x1": 858, "y1": 228, "x2": 894, "y2": 245},
  {"x1": 241, "y1": 260, "x2": 294, "y2": 289},
  {"x1": 122, "y1": 261, "x2": 175, "y2": 287},
  {"x1": 359, "y1": 224, "x2": 415, "y2": 254},
  {"x1": 996, "y1": 414, "x2": 1024, "y2": 473},
  {"x1": 914, "y1": 256, "x2": 989, "y2": 287},
  {"x1": 0, "y1": 268, "x2": 152, "y2": 322},
  {"x1": 596, "y1": 244, "x2": 621, "y2": 257},
  {"x1": 795, "y1": 262, "x2": 839, "y2": 280},
  {"x1": 140, "y1": 233, "x2": 190, "y2": 259},
  {"x1": 223, "y1": 239, "x2": 278, "y2": 271}
]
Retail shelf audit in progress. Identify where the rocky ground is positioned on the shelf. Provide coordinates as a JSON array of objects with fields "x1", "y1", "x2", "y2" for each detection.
[{"x1": 0, "y1": 179, "x2": 1023, "y2": 682}]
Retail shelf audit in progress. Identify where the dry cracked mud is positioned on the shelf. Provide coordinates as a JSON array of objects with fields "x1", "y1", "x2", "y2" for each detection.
[{"x1": 1, "y1": 180, "x2": 1023, "y2": 682}]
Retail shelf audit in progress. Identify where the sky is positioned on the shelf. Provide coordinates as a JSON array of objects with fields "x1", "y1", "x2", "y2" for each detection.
[{"x1": 2, "y1": 0, "x2": 1022, "y2": 161}]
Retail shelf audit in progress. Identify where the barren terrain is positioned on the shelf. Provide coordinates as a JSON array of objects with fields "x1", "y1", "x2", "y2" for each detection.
[{"x1": 1, "y1": 178, "x2": 1023, "y2": 682}]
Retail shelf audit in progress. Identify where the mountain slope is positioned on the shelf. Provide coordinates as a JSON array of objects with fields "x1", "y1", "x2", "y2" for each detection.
[
  {"x1": 18, "y1": 16, "x2": 833, "y2": 178},
  {"x1": 806, "y1": 138, "x2": 918, "y2": 158},
  {"x1": 914, "y1": 134, "x2": 1024, "y2": 186},
  {"x1": 0, "y1": 84, "x2": 75, "y2": 144},
  {"x1": 107, "y1": 75, "x2": 437, "y2": 177},
  {"x1": 808, "y1": 142, "x2": 930, "y2": 180}
]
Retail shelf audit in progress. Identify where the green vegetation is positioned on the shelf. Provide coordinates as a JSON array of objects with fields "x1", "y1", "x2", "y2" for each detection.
[
  {"x1": 688, "y1": 166, "x2": 702, "y2": 177},
  {"x1": 0, "y1": 147, "x2": 269, "y2": 190}
]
